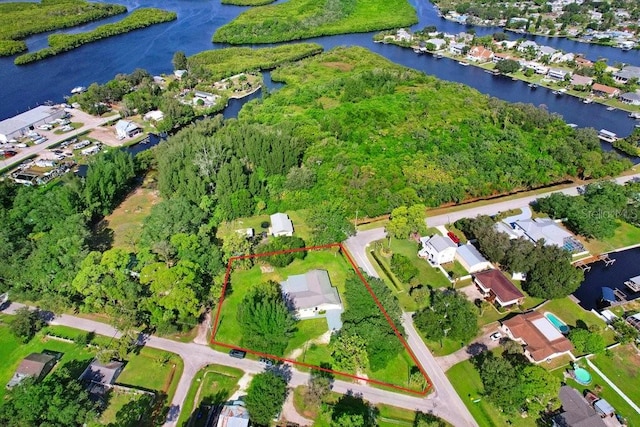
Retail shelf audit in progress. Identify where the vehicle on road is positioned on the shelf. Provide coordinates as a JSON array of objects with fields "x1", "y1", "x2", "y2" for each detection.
[
  {"x1": 490, "y1": 332, "x2": 502, "y2": 341},
  {"x1": 229, "y1": 349, "x2": 246, "y2": 359},
  {"x1": 259, "y1": 357, "x2": 274, "y2": 367}
]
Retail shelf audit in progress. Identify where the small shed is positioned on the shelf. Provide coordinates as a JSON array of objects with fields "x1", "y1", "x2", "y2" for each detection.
[
  {"x1": 7, "y1": 353, "x2": 57, "y2": 388},
  {"x1": 594, "y1": 399, "x2": 615, "y2": 417},
  {"x1": 455, "y1": 243, "x2": 491, "y2": 273},
  {"x1": 270, "y1": 212, "x2": 293, "y2": 237}
]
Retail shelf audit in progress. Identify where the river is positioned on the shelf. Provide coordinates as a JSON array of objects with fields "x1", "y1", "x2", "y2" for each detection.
[{"x1": 1, "y1": 0, "x2": 639, "y2": 136}]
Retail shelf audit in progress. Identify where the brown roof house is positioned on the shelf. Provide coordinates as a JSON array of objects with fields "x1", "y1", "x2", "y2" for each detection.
[
  {"x1": 591, "y1": 83, "x2": 620, "y2": 98},
  {"x1": 467, "y1": 46, "x2": 494, "y2": 62},
  {"x1": 473, "y1": 269, "x2": 525, "y2": 308},
  {"x1": 6, "y1": 352, "x2": 57, "y2": 388},
  {"x1": 502, "y1": 311, "x2": 574, "y2": 363}
]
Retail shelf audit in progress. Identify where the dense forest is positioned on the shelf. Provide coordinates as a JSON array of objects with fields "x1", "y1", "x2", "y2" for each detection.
[
  {"x1": 213, "y1": 0, "x2": 418, "y2": 44},
  {"x1": 0, "y1": 0, "x2": 126, "y2": 56}
]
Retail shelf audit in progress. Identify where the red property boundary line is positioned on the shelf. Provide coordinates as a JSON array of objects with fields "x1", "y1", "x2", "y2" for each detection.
[{"x1": 210, "y1": 242, "x2": 433, "y2": 396}]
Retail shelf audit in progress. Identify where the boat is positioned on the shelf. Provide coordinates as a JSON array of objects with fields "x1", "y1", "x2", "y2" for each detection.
[
  {"x1": 606, "y1": 106, "x2": 616, "y2": 111},
  {"x1": 598, "y1": 129, "x2": 618, "y2": 142},
  {"x1": 629, "y1": 112, "x2": 640, "y2": 119},
  {"x1": 552, "y1": 89, "x2": 566, "y2": 96},
  {"x1": 434, "y1": 52, "x2": 443, "y2": 59},
  {"x1": 528, "y1": 83, "x2": 538, "y2": 89},
  {"x1": 625, "y1": 276, "x2": 640, "y2": 292},
  {"x1": 458, "y1": 61, "x2": 469, "y2": 66},
  {"x1": 567, "y1": 123, "x2": 578, "y2": 128},
  {"x1": 582, "y1": 98, "x2": 593, "y2": 104},
  {"x1": 413, "y1": 48, "x2": 421, "y2": 54},
  {"x1": 70, "y1": 86, "x2": 86, "y2": 94}
]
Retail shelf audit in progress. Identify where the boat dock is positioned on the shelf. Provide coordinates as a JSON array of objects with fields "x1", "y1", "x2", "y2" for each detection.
[
  {"x1": 574, "y1": 253, "x2": 616, "y2": 272},
  {"x1": 624, "y1": 275, "x2": 640, "y2": 292}
]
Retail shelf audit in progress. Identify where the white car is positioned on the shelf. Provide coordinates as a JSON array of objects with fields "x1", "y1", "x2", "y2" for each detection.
[
  {"x1": 490, "y1": 332, "x2": 502, "y2": 341},
  {"x1": 37, "y1": 124, "x2": 53, "y2": 131}
]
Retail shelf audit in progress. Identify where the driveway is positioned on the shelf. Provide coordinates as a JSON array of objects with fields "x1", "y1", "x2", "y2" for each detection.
[{"x1": 435, "y1": 327, "x2": 502, "y2": 372}]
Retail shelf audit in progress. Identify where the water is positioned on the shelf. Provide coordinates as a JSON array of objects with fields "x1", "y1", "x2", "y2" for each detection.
[
  {"x1": 574, "y1": 246, "x2": 640, "y2": 310},
  {"x1": 1, "y1": 0, "x2": 639, "y2": 136}
]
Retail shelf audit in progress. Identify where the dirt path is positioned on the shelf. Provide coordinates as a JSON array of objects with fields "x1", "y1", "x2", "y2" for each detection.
[
  {"x1": 285, "y1": 330, "x2": 332, "y2": 360},
  {"x1": 282, "y1": 391, "x2": 313, "y2": 426}
]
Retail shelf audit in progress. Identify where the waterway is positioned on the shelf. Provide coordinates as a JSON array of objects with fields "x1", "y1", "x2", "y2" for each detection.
[
  {"x1": 574, "y1": 247, "x2": 640, "y2": 311},
  {"x1": 1, "y1": 0, "x2": 639, "y2": 136}
]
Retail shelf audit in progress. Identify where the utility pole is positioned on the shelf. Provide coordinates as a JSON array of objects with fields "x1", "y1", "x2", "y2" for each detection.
[{"x1": 355, "y1": 209, "x2": 358, "y2": 230}]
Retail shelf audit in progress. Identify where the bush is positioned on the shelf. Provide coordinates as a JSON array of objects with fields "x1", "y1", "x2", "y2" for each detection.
[
  {"x1": 569, "y1": 328, "x2": 606, "y2": 355},
  {"x1": 10, "y1": 307, "x2": 46, "y2": 343},
  {"x1": 390, "y1": 253, "x2": 418, "y2": 283}
]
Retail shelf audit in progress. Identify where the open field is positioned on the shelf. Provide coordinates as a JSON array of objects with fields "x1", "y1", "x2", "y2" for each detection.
[
  {"x1": 579, "y1": 220, "x2": 640, "y2": 254},
  {"x1": 102, "y1": 178, "x2": 161, "y2": 251},
  {"x1": 217, "y1": 209, "x2": 313, "y2": 243},
  {"x1": 176, "y1": 364, "x2": 243, "y2": 427},
  {"x1": 591, "y1": 344, "x2": 640, "y2": 407},
  {"x1": 213, "y1": 0, "x2": 417, "y2": 44}
]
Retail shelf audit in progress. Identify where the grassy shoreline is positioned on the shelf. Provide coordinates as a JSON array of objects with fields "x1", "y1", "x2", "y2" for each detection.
[
  {"x1": 14, "y1": 8, "x2": 176, "y2": 65},
  {"x1": 213, "y1": 0, "x2": 417, "y2": 44}
]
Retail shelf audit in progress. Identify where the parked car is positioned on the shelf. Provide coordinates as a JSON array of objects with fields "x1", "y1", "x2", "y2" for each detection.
[
  {"x1": 1, "y1": 150, "x2": 17, "y2": 158},
  {"x1": 490, "y1": 332, "x2": 502, "y2": 341},
  {"x1": 259, "y1": 357, "x2": 274, "y2": 367},
  {"x1": 447, "y1": 231, "x2": 460, "y2": 244},
  {"x1": 229, "y1": 349, "x2": 246, "y2": 359},
  {"x1": 37, "y1": 124, "x2": 53, "y2": 131}
]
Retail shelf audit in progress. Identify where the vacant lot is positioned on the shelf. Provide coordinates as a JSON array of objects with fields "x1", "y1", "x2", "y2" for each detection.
[{"x1": 591, "y1": 344, "x2": 640, "y2": 408}]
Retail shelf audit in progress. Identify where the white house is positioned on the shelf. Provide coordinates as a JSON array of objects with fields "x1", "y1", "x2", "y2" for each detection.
[
  {"x1": 449, "y1": 42, "x2": 467, "y2": 55},
  {"x1": 270, "y1": 212, "x2": 293, "y2": 237},
  {"x1": 455, "y1": 243, "x2": 491, "y2": 273},
  {"x1": 143, "y1": 110, "x2": 164, "y2": 122},
  {"x1": 620, "y1": 92, "x2": 640, "y2": 106},
  {"x1": 216, "y1": 401, "x2": 249, "y2": 427},
  {"x1": 115, "y1": 120, "x2": 142, "y2": 139},
  {"x1": 425, "y1": 38, "x2": 447, "y2": 51},
  {"x1": 281, "y1": 270, "x2": 343, "y2": 330},
  {"x1": 418, "y1": 235, "x2": 457, "y2": 265},
  {"x1": 548, "y1": 68, "x2": 571, "y2": 80}
]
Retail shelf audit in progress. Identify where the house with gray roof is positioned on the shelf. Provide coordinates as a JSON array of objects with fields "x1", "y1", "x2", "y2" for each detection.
[
  {"x1": 216, "y1": 400, "x2": 249, "y2": 427},
  {"x1": 455, "y1": 243, "x2": 491, "y2": 273},
  {"x1": 0, "y1": 105, "x2": 65, "y2": 143},
  {"x1": 281, "y1": 270, "x2": 343, "y2": 331},
  {"x1": 511, "y1": 218, "x2": 575, "y2": 249},
  {"x1": 419, "y1": 235, "x2": 457, "y2": 265},
  {"x1": 620, "y1": 92, "x2": 640, "y2": 105},
  {"x1": 270, "y1": 212, "x2": 293, "y2": 237},
  {"x1": 613, "y1": 65, "x2": 640, "y2": 84},
  {"x1": 115, "y1": 120, "x2": 142, "y2": 139},
  {"x1": 7, "y1": 353, "x2": 57, "y2": 388},
  {"x1": 80, "y1": 359, "x2": 124, "y2": 400},
  {"x1": 553, "y1": 386, "x2": 606, "y2": 427}
]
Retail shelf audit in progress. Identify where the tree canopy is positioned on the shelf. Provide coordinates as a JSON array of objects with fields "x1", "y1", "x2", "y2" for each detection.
[
  {"x1": 413, "y1": 288, "x2": 478, "y2": 343},
  {"x1": 245, "y1": 371, "x2": 288, "y2": 426}
]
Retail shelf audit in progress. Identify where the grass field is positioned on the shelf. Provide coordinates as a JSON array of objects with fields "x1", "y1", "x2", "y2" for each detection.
[
  {"x1": 217, "y1": 209, "x2": 314, "y2": 243},
  {"x1": 103, "y1": 178, "x2": 161, "y2": 251},
  {"x1": 579, "y1": 220, "x2": 640, "y2": 254},
  {"x1": 213, "y1": 249, "x2": 355, "y2": 348},
  {"x1": 213, "y1": 0, "x2": 418, "y2": 44},
  {"x1": 176, "y1": 364, "x2": 243, "y2": 427},
  {"x1": 284, "y1": 317, "x2": 328, "y2": 356},
  {"x1": 591, "y1": 344, "x2": 640, "y2": 407}
]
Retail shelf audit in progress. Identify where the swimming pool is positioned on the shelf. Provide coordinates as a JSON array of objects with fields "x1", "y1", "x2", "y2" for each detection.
[
  {"x1": 545, "y1": 312, "x2": 570, "y2": 334},
  {"x1": 574, "y1": 368, "x2": 592, "y2": 385}
]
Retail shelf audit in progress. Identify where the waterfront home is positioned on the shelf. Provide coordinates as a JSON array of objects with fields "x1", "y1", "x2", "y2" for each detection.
[
  {"x1": 626, "y1": 313, "x2": 640, "y2": 333},
  {"x1": 502, "y1": 311, "x2": 574, "y2": 363},
  {"x1": 193, "y1": 90, "x2": 220, "y2": 107},
  {"x1": 517, "y1": 40, "x2": 539, "y2": 53},
  {"x1": 174, "y1": 69, "x2": 187, "y2": 79},
  {"x1": 270, "y1": 212, "x2": 293, "y2": 237},
  {"x1": 557, "y1": 52, "x2": 575, "y2": 63},
  {"x1": 538, "y1": 45, "x2": 560, "y2": 61},
  {"x1": 512, "y1": 218, "x2": 578, "y2": 250},
  {"x1": 619, "y1": 92, "x2": 640, "y2": 106},
  {"x1": 115, "y1": 120, "x2": 142, "y2": 139},
  {"x1": 492, "y1": 53, "x2": 513, "y2": 63},
  {"x1": 467, "y1": 46, "x2": 494, "y2": 62},
  {"x1": 281, "y1": 269, "x2": 343, "y2": 330},
  {"x1": 548, "y1": 68, "x2": 571, "y2": 80},
  {"x1": 455, "y1": 243, "x2": 491, "y2": 273},
  {"x1": 418, "y1": 235, "x2": 457, "y2": 265},
  {"x1": 473, "y1": 269, "x2": 524, "y2": 308},
  {"x1": 613, "y1": 65, "x2": 640, "y2": 84},
  {"x1": 592, "y1": 83, "x2": 620, "y2": 98},
  {"x1": 396, "y1": 29, "x2": 412, "y2": 42},
  {"x1": 425, "y1": 38, "x2": 446, "y2": 51},
  {"x1": 449, "y1": 42, "x2": 467, "y2": 55},
  {"x1": 570, "y1": 74, "x2": 593, "y2": 87},
  {"x1": 143, "y1": 110, "x2": 164, "y2": 122},
  {"x1": 574, "y1": 56, "x2": 593, "y2": 68}
]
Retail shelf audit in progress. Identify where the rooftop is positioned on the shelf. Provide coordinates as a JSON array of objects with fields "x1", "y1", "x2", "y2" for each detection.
[
  {"x1": 270, "y1": 212, "x2": 293, "y2": 235},
  {"x1": 420, "y1": 234, "x2": 456, "y2": 253},
  {"x1": 555, "y1": 386, "x2": 606, "y2": 427},
  {"x1": 281, "y1": 269, "x2": 341, "y2": 310},
  {"x1": 81, "y1": 359, "x2": 124, "y2": 385},
  {"x1": 217, "y1": 401, "x2": 249, "y2": 427},
  {"x1": 512, "y1": 218, "x2": 573, "y2": 247},
  {"x1": 0, "y1": 106, "x2": 64, "y2": 136},
  {"x1": 473, "y1": 269, "x2": 524, "y2": 304},
  {"x1": 503, "y1": 311, "x2": 573, "y2": 362},
  {"x1": 456, "y1": 243, "x2": 488, "y2": 267}
]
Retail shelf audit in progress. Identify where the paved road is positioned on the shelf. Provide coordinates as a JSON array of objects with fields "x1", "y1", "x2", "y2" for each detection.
[
  {"x1": 344, "y1": 228, "x2": 386, "y2": 278},
  {"x1": 435, "y1": 328, "x2": 501, "y2": 372},
  {"x1": 0, "y1": 109, "x2": 119, "y2": 171},
  {"x1": 1, "y1": 303, "x2": 462, "y2": 426}
]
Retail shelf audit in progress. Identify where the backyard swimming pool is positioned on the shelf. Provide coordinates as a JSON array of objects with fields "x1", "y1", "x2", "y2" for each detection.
[
  {"x1": 545, "y1": 312, "x2": 570, "y2": 334},
  {"x1": 573, "y1": 368, "x2": 592, "y2": 385}
]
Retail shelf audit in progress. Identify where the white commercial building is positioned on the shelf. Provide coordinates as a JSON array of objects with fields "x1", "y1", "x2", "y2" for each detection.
[{"x1": 0, "y1": 106, "x2": 65, "y2": 143}]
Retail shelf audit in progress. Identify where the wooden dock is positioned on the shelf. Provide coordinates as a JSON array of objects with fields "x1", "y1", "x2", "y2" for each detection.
[{"x1": 573, "y1": 253, "x2": 616, "y2": 272}]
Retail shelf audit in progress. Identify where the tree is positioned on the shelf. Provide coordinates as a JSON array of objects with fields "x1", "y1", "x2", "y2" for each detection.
[
  {"x1": 9, "y1": 307, "x2": 45, "y2": 343},
  {"x1": 330, "y1": 334, "x2": 369, "y2": 373},
  {"x1": 0, "y1": 367, "x2": 98, "y2": 426},
  {"x1": 569, "y1": 328, "x2": 606, "y2": 354},
  {"x1": 237, "y1": 281, "x2": 296, "y2": 355},
  {"x1": 331, "y1": 393, "x2": 376, "y2": 427},
  {"x1": 245, "y1": 371, "x2": 288, "y2": 426},
  {"x1": 525, "y1": 245, "x2": 583, "y2": 299},
  {"x1": 306, "y1": 200, "x2": 355, "y2": 245},
  {"x1": 611, "y1": 319, "x2": 639, "y2": 344},
  {"x1": 221, "y1": 231, "x2": 253, "y2": 270},
  {"x1": 257, "y1": 236, "x2": 306, "y2": 267},
  {"x1": 519, "y1": 365, "x2": 560, "y2": 414},
  {"x1": 390, "y1": 253, "x2": 418, "y2": 283},
  {"x1": 386, "y1": 205, "x2": 426, "y2": 239},
  {"x1": 477, "y1": 354, "x2": 523, "y2": 413},
  {"x1": 414, "y1": 289, "x2": 478, "y2": 343},
  {"x1": 304, "y1": 370, "x2": 332, "y2": 408},
  {"x1": 495, "y1": 59, "x2": 521, "y2": 74},
  {"x1": 83, "y1": 150, "x2": 136, "y2": 217}
]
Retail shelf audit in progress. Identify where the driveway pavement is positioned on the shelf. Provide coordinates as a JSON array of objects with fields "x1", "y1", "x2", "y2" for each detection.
[{"x1": 435, "y1": 327, "x2": 502, "y2": 372}]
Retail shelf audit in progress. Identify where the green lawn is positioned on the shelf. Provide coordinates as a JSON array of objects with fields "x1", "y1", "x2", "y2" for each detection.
[
  {"x1": 117, "y1": 347, "x2": 183, "y2": 398},
  {"x1": 447, "y1": 359, "x2": 536, "y2": 427},
  {"x1": 442, "y1": 260, "x2": 468, "y2": 279},
  {"x1": 552, "y1": 363, "x2": 640, "y2": 426},
  {"x1": 214, "y1": 249, "x2": 354, "y2": 348},
  {"x1": 580, "y1": 220, "x2": 640, "y2": 254},
  {"x1": 591, "y1": 344, "x2": 640, "y2": 407},
  {"x1": 284, "y1": 317, "x2": 328, "y2": 356},
  {"x1": 297, "y1": 342, "x2": 332, "y2": 367},
  {"x1": 176, "y1": 364, "x2": 243, "y2": 427},
  {"x1": 94, "y1": 391, "x2": 141, "y2": 425},
  {"x1": 217, "y1": 209, "x2": 313, "y2": 243}
]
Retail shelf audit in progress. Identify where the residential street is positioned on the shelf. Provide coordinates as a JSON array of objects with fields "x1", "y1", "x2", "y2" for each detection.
[{"x1": 344, "y1": 228, "x2": 386, "y2": 278}]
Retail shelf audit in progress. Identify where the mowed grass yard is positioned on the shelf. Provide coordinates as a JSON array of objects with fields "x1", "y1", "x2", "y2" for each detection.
[
  {"x1": 213, "y1": 249, "x2": 355, "y2": 348},
  {"x1": 103, "y1": 178, "x2": 161, "y2": 251},
  {"x1": 176, "y1": 364, "x2": 243, "y2": 427},
  {"x1": 216, "y1": 209, "x2": 313, "y2": 243},
  {"x1": 591, "y1": 344, "x2": 640, "y2": 410},
  {"x1": 579, "y1": 220, "x2": 640, "y2": 255}
]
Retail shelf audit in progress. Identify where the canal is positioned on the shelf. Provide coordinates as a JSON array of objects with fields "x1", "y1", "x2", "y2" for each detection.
[{"x1": 1, "y1": 0, "x2": 639, "y2": 136}]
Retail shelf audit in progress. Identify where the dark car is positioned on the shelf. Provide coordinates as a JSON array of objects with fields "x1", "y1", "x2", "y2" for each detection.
[
  {"x1": 229, "y1": 349, "x2": 246, "y2": 359},
  {"x1": 259, "y1": 357, "x2": 274, "y2": 367}
]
